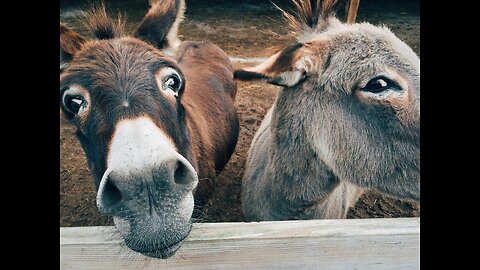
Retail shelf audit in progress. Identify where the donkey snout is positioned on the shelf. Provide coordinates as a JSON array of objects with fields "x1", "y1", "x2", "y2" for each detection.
[
  {"x1": 96, "y1": 157, "x2": 198, "y2": 216},
  {"x1": 149, "y1": 157, "x2": 198, "y2": 188},
  {"x1": 96, "y1": 170, "x2": 134, "y2": 215},
  {"x1": 97, "y1": 171, "x2": 124, "y2": 213},
  {"x1": 172, "y1": 158, "x2": 198, "y2": 186}
]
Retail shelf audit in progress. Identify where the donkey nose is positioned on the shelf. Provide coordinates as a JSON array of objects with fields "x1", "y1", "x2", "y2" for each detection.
[
  {"x1": 100, "y1": 174, "x2": 123, "y2": 206},
  {"x1": 150, "y1": 157, "x2": 198, "y2": 189},
  {"x1": 173, "y1": 158, "x2": 196, "y2": 185},
  {"x1": 96, "y1": 171, "x2": 128, "y2": 215},
  {"x1": 97, "y1": 157, "x2": 198, "y2": 215}
]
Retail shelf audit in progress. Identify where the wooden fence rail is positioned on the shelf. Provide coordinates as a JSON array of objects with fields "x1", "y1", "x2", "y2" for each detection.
[{"x1": 60, "y1": 217, "x2": 419, "y2": 270}]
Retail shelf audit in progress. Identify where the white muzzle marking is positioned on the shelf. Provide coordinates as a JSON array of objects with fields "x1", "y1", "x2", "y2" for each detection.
[{"x1": 96, "y1": 116, "x2": 197, "y2": 206}]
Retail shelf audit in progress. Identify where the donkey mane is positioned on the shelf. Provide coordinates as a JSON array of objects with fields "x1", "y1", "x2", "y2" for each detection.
[
  {"x1": 81, "y1": 4, "x2": 126, "y2": 40},
  {"x1": 276, "y1": 0, "x2": 339, "y2": 36}
]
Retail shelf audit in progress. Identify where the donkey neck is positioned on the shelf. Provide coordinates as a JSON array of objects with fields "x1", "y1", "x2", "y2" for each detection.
[
  {"x1": 182, "y1": 100, "x2": 218, "y2": 180},
  {"x1": 267, "y1": 93, "x2": 341, "y2": 207}
]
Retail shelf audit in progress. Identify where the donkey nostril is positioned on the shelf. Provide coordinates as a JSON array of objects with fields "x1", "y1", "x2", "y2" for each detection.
[
  {"x1": 102, "y1": 178, "x2": 123, "y2": 206},
  {"x1": 173, "y1": 160, "x2": 190, "y2": 185}
]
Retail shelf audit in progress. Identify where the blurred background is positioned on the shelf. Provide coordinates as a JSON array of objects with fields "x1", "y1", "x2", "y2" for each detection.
[{"x1": 60, "y1": 0, "x2": 420, "y2": 227}]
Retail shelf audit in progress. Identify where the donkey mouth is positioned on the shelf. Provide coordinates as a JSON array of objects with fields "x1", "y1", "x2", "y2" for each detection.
[
  {"x1": 133, "y1": 241, "x2": 183, "y2": 259},
  {"x1": 128, "y1": 227, "x2": 192, "y2": 259}
]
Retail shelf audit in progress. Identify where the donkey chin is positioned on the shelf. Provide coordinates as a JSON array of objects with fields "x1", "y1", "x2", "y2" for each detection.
[
  {"x1": 92, "y1": 116, "x2": 200, "y2": 259},
  {"x1": 112, "y1": 192, "x2": 195, "y2": 259},
  {"x1": 96, "y1": 163, "x2": 198, "y2": 259}
]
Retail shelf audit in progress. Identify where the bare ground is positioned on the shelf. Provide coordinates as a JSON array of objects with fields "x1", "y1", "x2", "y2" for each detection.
[{"x1": 60, "y1": 0, "x2": 420, "y2": 227}]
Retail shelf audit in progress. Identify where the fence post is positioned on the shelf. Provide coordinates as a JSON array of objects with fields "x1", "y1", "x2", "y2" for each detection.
[{"x1": 347, "y1": 0, "x2": 360, "y2": 24}]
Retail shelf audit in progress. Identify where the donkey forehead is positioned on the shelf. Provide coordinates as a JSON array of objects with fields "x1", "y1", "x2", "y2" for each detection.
[
  {"x1": 60, "y1": 38, "x2": 182, "y2": 119},
  {"x1": 73, "y1": 38, "x2": 177, "y2": 74},
  {"x1": 325, "y1": 23, "x2": 419, "y2": 70},
  {"x1": 62, "y1": 38, "x2": 181, "y2": 90},
  {"x1": 297, "y1": 23, "x2": 419, "y2": 98}
]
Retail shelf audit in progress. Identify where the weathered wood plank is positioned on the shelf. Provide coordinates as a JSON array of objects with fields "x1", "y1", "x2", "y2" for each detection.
[{"x1": 60, "y1": 218, "x2": 419, "y2": 270}]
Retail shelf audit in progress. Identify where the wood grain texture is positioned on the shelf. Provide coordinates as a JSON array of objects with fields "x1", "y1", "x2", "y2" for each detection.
[{"x1": 60, "y1": 217, "x2": 419, "y2": 270}]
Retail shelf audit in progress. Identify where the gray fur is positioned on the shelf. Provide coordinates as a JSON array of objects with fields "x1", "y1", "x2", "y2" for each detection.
[{"x1": 239, "y1": 4, "x2": 420, "y2": 221}]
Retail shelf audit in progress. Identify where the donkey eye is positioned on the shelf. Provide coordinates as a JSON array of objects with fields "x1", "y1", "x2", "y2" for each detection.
[
  {"x1": 165, "y1": 74, "x2": 181, "y2": 93},
  {"x1": 361, "y1": 76, "x2": 401, "y2": 93},
  {"x1": 65, "y1": 95, "x2": 86, "y2": 115}
]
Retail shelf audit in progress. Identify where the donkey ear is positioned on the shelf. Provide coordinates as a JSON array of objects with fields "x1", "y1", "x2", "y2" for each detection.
[
  {"x1": 60, "y1": 23, "x2": 85, "y2": 72},
  {"x1": 134, "y1": 0, "x2": 185, "y2": 55},
  {"x1": 233, "y1": 43, "x2": 308, "y2": 87}
]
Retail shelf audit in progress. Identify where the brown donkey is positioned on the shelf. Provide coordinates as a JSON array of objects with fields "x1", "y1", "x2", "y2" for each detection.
[
  {"x1": 235, "y1": 0, "x2": 419, "y2": 221},
  {"x1": 60, "y1": 1, "x2": 239, "y2": 258}
]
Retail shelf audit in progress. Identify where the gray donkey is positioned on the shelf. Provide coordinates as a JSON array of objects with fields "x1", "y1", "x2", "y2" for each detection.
[{"x1": 234, "y1": 0, "x2": 420, "y2": 221}]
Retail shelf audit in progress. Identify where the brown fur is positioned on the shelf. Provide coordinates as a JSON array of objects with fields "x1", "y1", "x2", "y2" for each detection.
[
  {"x1": 61, "y1": 34, "x2": 239, "y2": 207},
  {"x1": 276, "y1": 0, "x2": 339, "y2": 36},
  {"x1": 178, "y1": 41, "x2": 238, "y2": 172},
  {"x1": 60, "y1": 23, "x2": 85, "y2": 69},
  {"x1": 176, "y1": 41, "x2": 239, "y2": 204},
  {"x1": 81, "y1": 4, "x2": 125, "y2": 40},
  {"x1": 234, "y1": 43, "x2": 306, "y2": 85},
  {"x1": 60, "y1": 23, "x2": 85, "y2": 55},
  {"x1": 60, "y1": 1, "x2": 239, "y2": 258},
  {"x1": 135, "y1": 0, "x2": 185, "y2": 50},
  {"x1": 266, "y1": 43, "x2": 304, "y2": 74},
  {"x1": 234, "y1": 40, "x2": 329, "y2": 87}
]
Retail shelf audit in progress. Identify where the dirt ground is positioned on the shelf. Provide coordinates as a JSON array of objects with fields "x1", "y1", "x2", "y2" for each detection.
[{"x1": 60, "y1": 0, "x2": 420, "y2": 227}]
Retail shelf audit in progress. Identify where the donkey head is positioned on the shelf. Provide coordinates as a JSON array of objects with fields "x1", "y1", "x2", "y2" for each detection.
[
  {"x1": 60, "y1": 1, "x2": 195, "y2": 258},
  {"x1": 235, "y1": 0, "x2": 420, "y2": 201}
]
